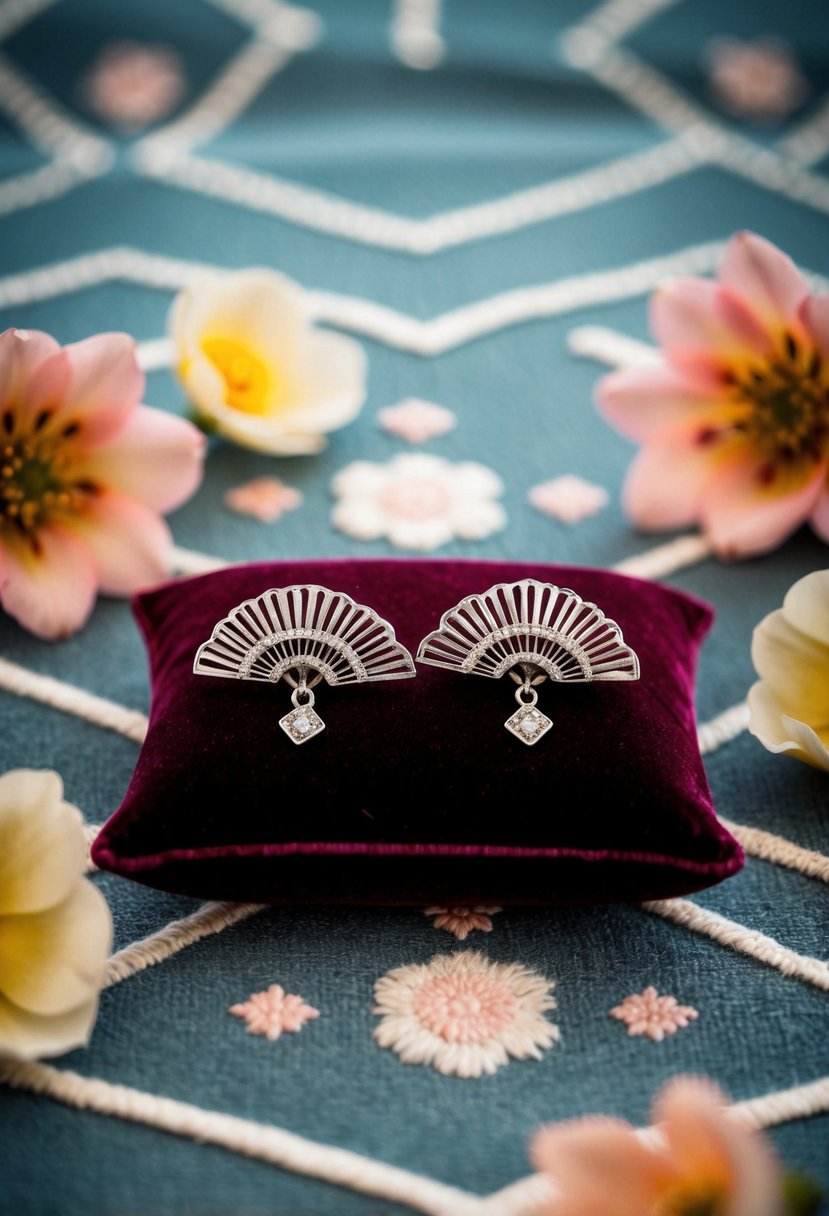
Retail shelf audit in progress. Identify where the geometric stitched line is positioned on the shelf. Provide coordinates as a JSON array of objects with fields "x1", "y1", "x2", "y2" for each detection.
[{"x1": 721, "y1": 820, "x2": 829, "y2": 886}]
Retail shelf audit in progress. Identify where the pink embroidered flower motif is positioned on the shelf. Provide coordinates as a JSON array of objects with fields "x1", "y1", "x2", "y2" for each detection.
[
  {"x1": 229, "y1": 984, "x2": 319, "y2": 1041},
  {"x1": 706, "y1": 37, "x2": 808, "y2": 123},
  {"x1": 83, "y1": 41, "x2": 186, "y2": 131},
  {"x1": 530, "y1": 1076, "x2": 785, "y2": 1216},
  {"x1": 377, "y1": 399, "x2": 457, "y2": 444},
  {"x1": 610, "y1": 986, "x2": 699, "y2": 1042},
  {"x1": 597, "y1": 231, "x2": 829, "y2": 558},
  {"x1": 373, "y1": 951, "x2": 558, "y2": 1077},
  {"x1": 425, "y1": 906, "x2": 501, "y2": 940},
  {"x1": 224, "y1": 477, "x2": 302, "y2": 523},
  {"x1": 0, "y1": 328, "x2": 204, "y2": 640},
  {"x1": 529, "y1": 475, "x2": 609, "y2": 524}
]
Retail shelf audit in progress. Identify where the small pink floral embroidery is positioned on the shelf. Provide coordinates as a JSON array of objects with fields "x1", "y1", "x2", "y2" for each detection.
[
  {"x1": 224, "y1": 477, "x2": 302, "y2": 523},
  {"x1": 425, "y1": 906, "x2": 501, "y2": 940},
  {"x1": 706, "y1": 37, "x2": 808, "y2": 122},
  {"x1": 529, "y1": 475, "x2": 609, "y2": 524},
  {"x1": 83, "y1": 40, "x2": 186, "y2": 130},
  {"x1": 610, "y1": 987, "x2": 699, "y2": 1042},
  {"x1": 377, "y1": 399, "x2": 457, "y2": 444},
  {"x1": 229, "y1": 984, "x2": 319, "y2": 1041}
]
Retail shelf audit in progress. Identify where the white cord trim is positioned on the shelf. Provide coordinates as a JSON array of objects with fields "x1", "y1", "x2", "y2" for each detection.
[
  {"x1": 391, "y1": 0, "x2": 445, "y2": 70},
  {"x1": 642, "y1": 898, "x2": 829, "y2": 991},
  {"x1": 0, "y1": 657, "x2": 149, "y2": 743},
  {"x1": 697, "y1": 701, "x2": 750, "y2": 756},
  {"x1": 612, "y1": 533, "x2": 713, "y2": 580},
  {"x1": 567, "y1": 324, "x2": 660, "y2": 368},
  {"x1": 134, "y1": 137, "x2": 701, "y2": 255},
  {"x1": 0, "y1": 1061, "x2": 484, "y2": 1216},
  {"x1": 0, "y1": 159, "x2": 86, "y2": 217},
  {"x1": 567, "y1": 0, "x2": 683, "y2": 46},
  {"x1": 83, "y1": 823, "x2": 101, "y2": 873},
  {"x1": 171, "y1": 544, "x2": 234, "y2": 576},
  {"x1": 0, "y1": 0, "x2": 57, "y2": 44},
  {"x1": 0, "y1": 52, "x2": 112, "y2": 171},
  {"x1": 104, "y1": 902, "x2": 265, "y2": 988},
  {"x1": 721, "y1": 821, "x2": 829, "y2": 886},
  {"x1": 777, "y1": 95, "x2": 829, "y2": 167}
]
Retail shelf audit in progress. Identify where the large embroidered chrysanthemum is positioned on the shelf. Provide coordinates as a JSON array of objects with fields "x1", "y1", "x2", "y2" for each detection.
[
  {"x1": 373, "y1": 951, "x2": 558, "y2": 1077},
  {"x1": 0, "y1": 769, "x2": 112, "y2": 1060},
  {"x1": 0, "y1": 328, "x2": 204, "y2": 638},
  {"x1": 597, "y1": 231, "x2": 829, "y2": 558}
]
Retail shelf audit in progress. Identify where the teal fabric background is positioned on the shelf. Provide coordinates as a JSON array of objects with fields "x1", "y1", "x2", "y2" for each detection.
[{"x1": 0, "y1": 0, "x2": 828, "y2": 1211}]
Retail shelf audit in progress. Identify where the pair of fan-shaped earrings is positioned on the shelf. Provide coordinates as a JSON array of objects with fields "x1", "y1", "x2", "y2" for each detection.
[{"x1": 193, "y1": 580, "x2": 640, "y2": 747}]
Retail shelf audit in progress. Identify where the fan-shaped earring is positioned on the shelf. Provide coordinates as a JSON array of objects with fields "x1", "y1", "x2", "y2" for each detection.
[
  {"x1": 194, "y1": 585, "x2": 415, "y2": 744},
  {"x1": 416, "y1": 579, "x2": 639, "y2": 745}
]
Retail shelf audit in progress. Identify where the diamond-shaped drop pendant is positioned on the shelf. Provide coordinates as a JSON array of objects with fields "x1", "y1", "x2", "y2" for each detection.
[
  {"x1": 504, "y1": 704, "x2": 553, "y2": 746},
  {"x1": 279, "y1": 704, "x2": 325, "y2": 745}
]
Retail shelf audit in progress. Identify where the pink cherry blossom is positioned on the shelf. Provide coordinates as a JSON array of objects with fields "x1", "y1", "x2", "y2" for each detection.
[
  {"x1": 609, "y1": 986, "x2": 698, "y2": 1041},
  {"x1": 83, "y1": 41, "x2": 186, "y2": 131},
  {"x1": 377, "y1": 398, "x2": 457, "y2": 444},
  {"x1": 531, "y1": 1076, "x2": 785, "y2": 1216},
  {"x1": 529, "y1": 475, "x2": 609, "y2": 523},
  {"x1": 425, "y1": 905, "x2": 501, "y2": 940},
  {"x1": 229, "y1": 984, "x2": 319, "y2": 1041},
  {"x1": 596, "y1": 231, "x2": 829, "y2": 558},
  {"x1": 0, "y1": 328, "x2": 204, "y2": 639},
  {"x1": 224, "y1": 477, "x2": 302, "y2": 523}
]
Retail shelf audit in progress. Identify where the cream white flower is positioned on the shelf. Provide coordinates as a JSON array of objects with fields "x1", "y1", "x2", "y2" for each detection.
[
  {"x1": 748, "y1": 569, "x2": 829, "y2": 771},
  {"x1": 0, "y1": 770, "x2": 112, "y2": 1060},
  {"x1": 331, "y1": 452, "x2": 506, "y2": 550},
  {"x1": 373, "y1": 951, "x2": 558, "y2": 1077},
  {"x1": 170, "y1": 268, "x2": 367, "y2": 455}
]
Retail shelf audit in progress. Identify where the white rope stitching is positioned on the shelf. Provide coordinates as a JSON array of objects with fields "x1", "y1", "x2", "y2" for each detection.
[
  {"x1": 697, "y1": 702, "x2": 750, "y2": 755},
  {"x1": 0, "y1": 657, "x2": 149, "y2": 743},
  {"x1": 611, "y1": 533, "x2": 713, "y2": 580},
  {"x1": 642, "y1": 898, "x2": 829, "y2": 991},
  {"x1": 104, "y1": 902, "x2": 265, "y2": 988},
  {"x1": 0, "y1": 52, "x2": 112, "y2": 170},
  {"x1": 566, "y1": 325, "x2": 660, "y2": 368},
  {"x1": 0, "y1": 0, "x2": 58, "y2": 44},
  {"x1": 391, "y1": 0, "x2": 445, "y2": 71},
  {"x1": 0, "y1": 1061, "x2": 484, "y2": 1216},
  {"x1": 720, "y1": 821, "x2": 829, "y2": 886}
]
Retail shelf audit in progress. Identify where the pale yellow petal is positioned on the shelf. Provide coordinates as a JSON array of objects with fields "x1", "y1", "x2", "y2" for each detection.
[
  {"x1": 0, "y1": 770, "x2": 86, "y2": 915},
  {"x1": 0, "y1": 989, "x2": 100, "y2": 1061},
  {"x1": 782, "y1": 569, "x2": 829, "y2": 648},
  {"x1": 206, "y1": 403, "x2": 327, "y2": 454},
  {"x1": 751, "y1": 610, "x2": 829, "y2": 723},
  {"x1": 780, "y1": 715, "x2": 829, "y2": 772},
  {"x1": 747, "y1": 682, "x2": 829, "y2": 769},
  {"x1": 0, "y1": 880, "x2": 111, "y2": 1014}
]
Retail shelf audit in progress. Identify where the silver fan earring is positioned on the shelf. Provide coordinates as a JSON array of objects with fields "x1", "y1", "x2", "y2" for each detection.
[
  {"x1": 416, "y1": 580, "x2": 640, "y2": 745},
  {"x1": 194, "y1": 585, "x2": 415, "y2": 744}
]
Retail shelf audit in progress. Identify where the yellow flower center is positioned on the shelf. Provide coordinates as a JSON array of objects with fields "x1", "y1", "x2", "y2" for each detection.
[
  {"x1": 0, "y1": 409, "x2": 94, "y2": 547},
  {"x1": 654, "y1": 1182, "x2": 722, "y2": 1216},
  {"x1": 727, "y1": 333, "x2": 829, "y2": 469},
  {"x1": 201, "y1": 337, "x2": 273, "y2": 416}
]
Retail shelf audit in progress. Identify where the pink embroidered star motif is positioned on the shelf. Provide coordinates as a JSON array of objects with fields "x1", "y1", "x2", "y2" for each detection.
[
  {"x1": 610, "y1": 987, "x2": 699, "y2": 1042},
  {"x1": 528, "y1": 475, "x2": 608, "y2": 524},
  {"x1": 224, "y1": 477, "x2": 302, "y2": 523},
  {"x1": 229, "y1": 984, "x2": 319, "y2": 1041},
  {"x1": 425, "y1": 906, "x2": 501, "y2": 940},
  {"x1": 377, "y1": 399, "x2": 457, "y2": 444}
]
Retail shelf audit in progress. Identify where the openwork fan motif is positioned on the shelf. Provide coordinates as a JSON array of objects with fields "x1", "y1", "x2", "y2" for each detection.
[
  {"x1": 194, "y1": 585, "x2": 415, "y2": 744},
  {"x1": 416, "y1": 580, "x2": 639, "y2": 745}
]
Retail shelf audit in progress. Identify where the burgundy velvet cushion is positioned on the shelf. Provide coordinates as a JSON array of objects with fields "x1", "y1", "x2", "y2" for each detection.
[{"x1": 92, "y1": 558, "x2": 743, "y2": 904}]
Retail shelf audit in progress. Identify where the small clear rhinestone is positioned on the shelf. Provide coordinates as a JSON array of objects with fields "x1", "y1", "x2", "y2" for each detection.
[
  {"x1": 520, "y1": 717, "x2": 537, "y2": 737},
  {"x1": 293, "y1": 714, "x2": 312, "y2": 735},
  {"x1": 279, "y1": 705, "x2": 325, "y2": 745}
]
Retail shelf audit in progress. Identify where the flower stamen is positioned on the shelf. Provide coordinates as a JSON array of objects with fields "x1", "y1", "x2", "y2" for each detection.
[
  {"x1": 201, "y1": 335, "x2": 273, "y2": 416},
  {"x1": 730, "y1": 339, "x2": 829, "y2": 468}
]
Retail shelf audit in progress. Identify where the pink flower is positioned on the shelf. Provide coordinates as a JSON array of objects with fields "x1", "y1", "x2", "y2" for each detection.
[
  {"x1": 609, "y1": 986, "x2": 698, "y2": 1041},
  {"x1": 377, "y1": 399, "x2": 457, "y2": 444},
  {"x1": 531, "y1": 1076, "x2": 785, "y2": 1216},
  {"x1": 83, "y1": 41, "x2": 186, "y2": 131},
  {"x1": 229, "y1": 983, "x2": 319, "y2": 1041},
  {"x1": 597, "y1": 232, "x2": 829, "y2": 558},
  {"x1": 425, "y1": 905, "x2": 501, "y2": 940},
  {"x1": 0, "y1": 328, "x2": 204, "y2": 639},
  {"x1": 529, "y1": 475, "x2": 609, "y2": 523},
  {"x1": 706, "y1": 37, "x2": 808, "y2": 123},
  {"x1": 224, "y1": 477, "x2": 302, "y2": 523}
]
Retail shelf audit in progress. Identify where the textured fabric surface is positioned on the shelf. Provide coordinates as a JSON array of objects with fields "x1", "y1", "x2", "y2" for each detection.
[{"x1": 0, "y1": 0, "x2": 828, "y2": 1211}]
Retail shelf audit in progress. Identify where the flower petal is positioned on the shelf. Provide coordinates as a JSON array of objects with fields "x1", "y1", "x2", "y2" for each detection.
[
  {"x1": 68, "y1": 493, "x2": 173, "y2": 596},
  {"x1": 0, "y1": 770, "x2": 85, "y2": 915},
  {"x1": 0, "y1": 989, "x2": 101, "y2": 1061},
  {"x1": 75, "y1": 406, "x2": 206, "y2": 513},
  {"x1": 651, "y1": 279, "x2": 773, "y2": 368},
  {"x1": 531, "y1": 1117, "x2": 674, "y2": 1216},
  {"x1": 0, "y1": 880, "x2": 111, "y2": 1015},
  {"x1": 809, "y1": 480, "x2": 829, "y2": 544},
  {"x1": 0, "y1": 329, "x2": 61, "y2": 403},
  {"x1": 278, "y1": 329, "x2": 367, "y2": 432},
  {"x1": 748, "y1": 681, "x2": 829, "y2": 770},
  {"x1": 799, "y1": 293, "x2": 829, "y2": 355},
  {"x1": 782, "y1": 569, "x2": 829, "y2": 648},
  {"x1": 779, "y1": 715, "x2": 829, "y2": 772},
  {"x1": 718, "y1": 231, "x2": 810, "y2": 333},
  {"x1": 61, "y1": 333, "x2": 144, "y2": 447},
  {"x1": 621, "y1": 441, "x2": 716, "y2": 530},
  {"x1": 204, "y1": 404, "x2": 327, "y2": 454},
  {"x1": 702, "y1": 454, "x2": 826, "y2": 559},
  {"x1": 596, "y1": 363, "x2": 724, "y2": 444},
  {"x1": 0, "y1": 525, "x2": 97, "y2": 640},
  {"x1": 751, "y1": 606, "x2": 829, "y2": 722}
]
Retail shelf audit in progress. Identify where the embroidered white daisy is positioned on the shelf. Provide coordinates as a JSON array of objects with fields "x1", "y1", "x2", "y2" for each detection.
[
  {"x1": 377, "y1": 398, "x2": 457, "y2": 444},
  {"x1": 373, "y1": 951, "x2": 558, "y2": 1077},
  {"x1": 529, "y1": 475, "x2": 608, "y2": 524},
  {"x1": 331, "y1": 453, "x2": 506, "y2": 551}
]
